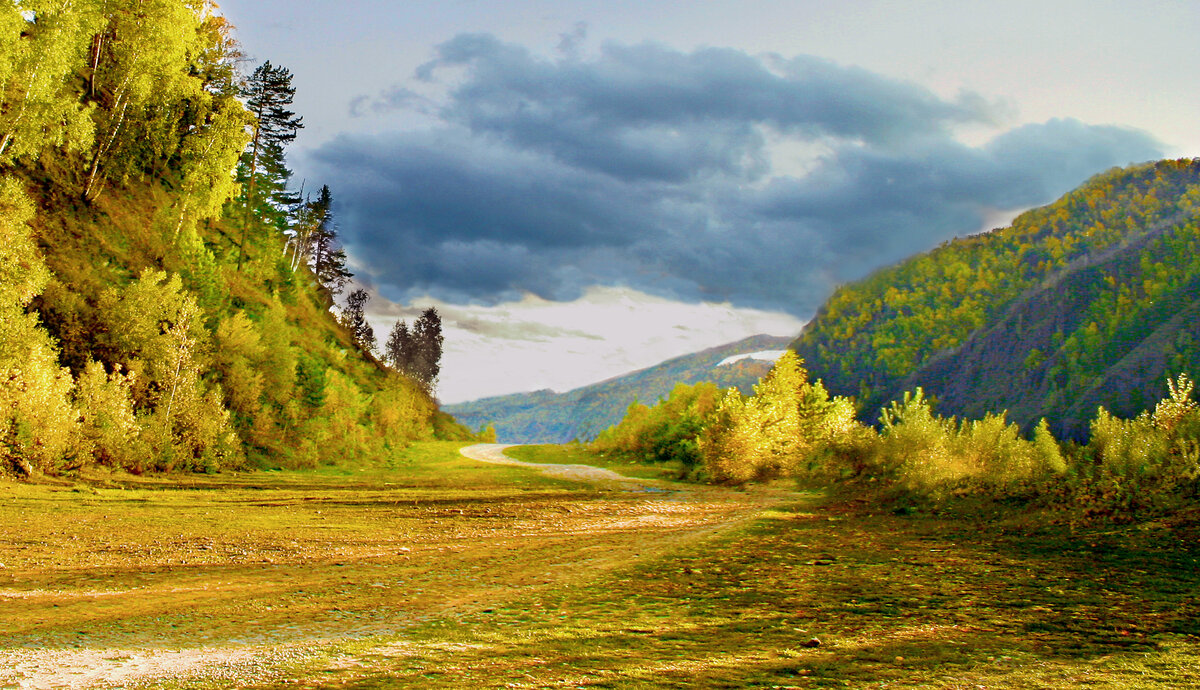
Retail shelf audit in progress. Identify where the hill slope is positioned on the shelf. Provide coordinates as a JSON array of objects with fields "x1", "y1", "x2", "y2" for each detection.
[
  {"x1": 445, "y1": 335, "x2": 791, "y2": 443},
  {"x1": 792, "y1": 158, "x2": 1200, "y2": 435},
  {"x1": 894, "y1": 202, "x2": 1200, "y2": 438},
  {"x1": 1, "y1": 3, "x2": 467, "y2": 477}
]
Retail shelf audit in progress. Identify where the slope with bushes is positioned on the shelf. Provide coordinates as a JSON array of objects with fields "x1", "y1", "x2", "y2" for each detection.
[{"x1": 0, "y1": 1, "x2": 467, "y2": 477}]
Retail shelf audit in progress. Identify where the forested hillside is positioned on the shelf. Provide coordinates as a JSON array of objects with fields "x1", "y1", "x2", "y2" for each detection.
[
  {"x1": 582, "y1": 156, "x2": 1200, "y2": 524},
  {"x1": 0, "y1": 1, "x2": 468, "y2": 477},
  {"x1": 793, "y1": 158, "x2": 1200, "y2": 433},
  {"x1": 444, "y1": 335, "x2": 790, "y2": 443},
  {"x1": 897, "y1": 207, "x2": 1200, "y2": 438}
]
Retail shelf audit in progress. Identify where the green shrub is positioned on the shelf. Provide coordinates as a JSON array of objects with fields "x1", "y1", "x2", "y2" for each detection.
[
  {"x1": 1070, "y1": 374, "x2": 1200, "y2": 515},
  {"x1": 699, "y1": 351, "x2": 864, "y2": 484},
  {"x1": 592, "y1": 382, "x2": 721, "y2": 469}
]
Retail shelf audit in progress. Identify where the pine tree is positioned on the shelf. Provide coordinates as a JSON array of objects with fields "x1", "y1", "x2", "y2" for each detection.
[
  {"x1": 236, "y1": 60, "x2": 302, "y2": 267},
  {"x1": 305, "y1": 185, "x2": 352, "y2": 298},
  {"x1": 340, "y1": 288, "x2": 375, "y2": 353},
  {"x1": 383, "y1": 308, "x2": 443, "y2": 394},
  {"x1": 241, "y1": 60, "x2": 301, "y2": 207}
]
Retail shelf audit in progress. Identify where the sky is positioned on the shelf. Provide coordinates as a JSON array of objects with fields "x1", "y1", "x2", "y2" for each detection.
[{"x1": 217, "y1": 0, "x2": 1200, "y2": 404}]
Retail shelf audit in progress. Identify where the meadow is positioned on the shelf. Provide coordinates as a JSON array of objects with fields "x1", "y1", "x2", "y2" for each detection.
[{"x1": 1, "y1": 443, "x2": 1197, "y2": 688}]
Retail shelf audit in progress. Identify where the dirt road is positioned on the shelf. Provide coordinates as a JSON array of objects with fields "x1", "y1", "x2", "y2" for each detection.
[
  {"x1": 459, "y1": 443, "x2": 656, "y2": 489},
  {"x1": 0, "y1": 445, "x2": 775, "y2": 688}
]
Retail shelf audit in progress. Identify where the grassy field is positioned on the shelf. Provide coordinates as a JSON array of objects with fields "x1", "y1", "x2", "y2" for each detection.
[{"x1": 2, "y1": 443, "x2": 1199, "y2": 688}]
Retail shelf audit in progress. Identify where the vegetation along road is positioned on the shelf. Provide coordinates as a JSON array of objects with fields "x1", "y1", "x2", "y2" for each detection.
[{"x1": 1, "y1": 443, "x2": 1198, "y2": 688}]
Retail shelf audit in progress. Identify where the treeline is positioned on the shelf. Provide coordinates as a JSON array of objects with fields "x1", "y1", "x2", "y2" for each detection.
[
  {"x1": 1, "y1": 2, "x2": 468, "y2": 477},
  {"x1": 594, "y1": 352, "x2": 1200, "y2": 519}
]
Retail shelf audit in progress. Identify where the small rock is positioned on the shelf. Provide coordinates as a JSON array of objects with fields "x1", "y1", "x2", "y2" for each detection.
[{"x1": 802, "y1": 637, "x2": 821, "y2": 648}]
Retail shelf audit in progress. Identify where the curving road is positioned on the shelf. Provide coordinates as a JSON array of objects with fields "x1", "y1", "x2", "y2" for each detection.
[{"x1": 459, "y1": 443, "x2": 659, "y2": 491}]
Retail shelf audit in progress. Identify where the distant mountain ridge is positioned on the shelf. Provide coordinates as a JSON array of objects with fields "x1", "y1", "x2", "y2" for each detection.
[
  {"x1": 792, "y1": 158, "x2": 1200, "y2": 438},
  {"x1": 445, "y1": 335, "x2": 792, "y2": 443}
]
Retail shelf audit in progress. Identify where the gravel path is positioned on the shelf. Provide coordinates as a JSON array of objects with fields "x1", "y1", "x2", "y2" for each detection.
[{"x1": 459, "y1": 443, "x2": 659, "y2": 491}]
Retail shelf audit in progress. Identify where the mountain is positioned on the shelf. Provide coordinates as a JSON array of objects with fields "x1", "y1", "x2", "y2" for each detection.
[
  {"x1": 445, "y1": 335, "x2": 792, "y2": 443},
  {"x1": 792, "y1": 158, "x2": 1200, "y2": 437}
]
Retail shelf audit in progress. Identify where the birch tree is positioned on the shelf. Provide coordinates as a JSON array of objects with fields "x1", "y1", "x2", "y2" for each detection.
[
  {"x1": 83, "y1": 0, "x2": 204, "y2": 200},
  {"x1": 0, "y1": 1, "x2": 101, "y2": 165}
]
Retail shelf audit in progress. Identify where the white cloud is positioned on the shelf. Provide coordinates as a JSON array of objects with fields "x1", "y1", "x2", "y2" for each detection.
[{"x1": 366, "y1": 285, "x2": 805, "y2": 403}]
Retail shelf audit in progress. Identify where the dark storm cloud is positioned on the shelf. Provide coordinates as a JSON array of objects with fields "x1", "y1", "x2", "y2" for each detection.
[
  {"x1": 405, "y1": 34, "x2": 997, "y2": 183},
  {"x1": 746, "y1": 118, "x2": 1162, "y2": 280},
  {"x1": 311, "y1": 34, "x2": 1163, "y2": 316}
]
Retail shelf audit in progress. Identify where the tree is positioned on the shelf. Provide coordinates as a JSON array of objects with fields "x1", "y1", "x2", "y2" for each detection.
[
  {"x1": 236, "y1": 60, "x2": 302, "y2": 267},
  {"x1": 0, "y1": 2, "x2": 101, "y2": 165},
  {"x1": 340, "y1": 288, "x2": 375, "y2": 353},
  {"x1": 166, "y1": 10, "x2": 251, "y2": 239},
  {"x1": 83, "y1": 0, "x2": 209, "y2": 201},
  {"x1": 290, "y1": 184, "x2": 351, "y2": 297},
  {"x1": 412, "y1": 307, "x2": 443, "y2": 393},
  {"x1": 384, "y1": 319, "x2": 411, "y2": 373},
  {"x1": 384, "y1": 307, "x2": 443, "y2": 394},
  {"x1": 240, "y1": 61, "x2": 302, "y2": 208},
  {"x1": 699, "y1": 351, "x2": 857, "y2": 483}
]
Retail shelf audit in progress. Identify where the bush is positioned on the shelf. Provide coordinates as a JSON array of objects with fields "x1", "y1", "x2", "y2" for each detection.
[
  {"x1": 75, "y1": 361, "x2": 143, "y2": 469},
  {"x1": 699, "y1": 351, "x2": 864, "y2": 484},
  {"x1": 0, "y1": 338, "x2": 81, "y2": 474},
  {"x1": 874, "y1": 390, "x2": 1066, "y2": 502},
  {"x1": 591, "y1": 382, "x2": 721, "y2": 469},
  {"x1": 0, "y1": 179, "x2": 81, "y2": 474},
  {"x1": 1070, "y1": 374, "x2": 1200, "y2": 516},
  {"x1": 368, "y1": 373, "x2": 436, "y2": 449}
]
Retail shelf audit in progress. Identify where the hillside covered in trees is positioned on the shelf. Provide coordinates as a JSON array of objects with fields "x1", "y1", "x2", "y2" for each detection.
[
  {"x1": 792, "y1": 158, "x2": 1200, "y2": 437},
  {"x1": 0, "y1": 1, "x2": 468, "y2": 477},
  {"x1": 588, "y1": 159, "x2": 1200, "y2": 517},
  {"x1": 445, "y1": 335, "x2": 790, "y2": 443}
]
